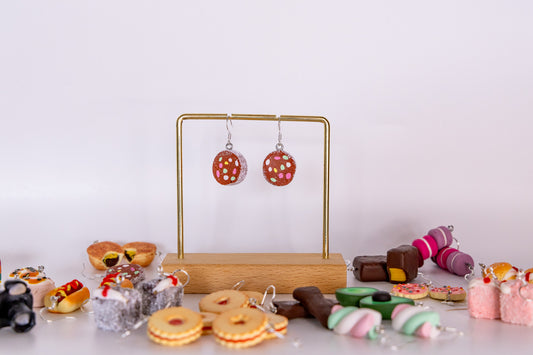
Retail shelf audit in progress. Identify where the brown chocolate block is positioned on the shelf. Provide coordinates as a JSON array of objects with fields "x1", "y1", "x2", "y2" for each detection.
[
  {"x1": 273, "y1": 299, "x2": 337, "y2": 320},
  {"x1": 352, "y1": 255, "x2": 389, "y2": 282},
  {"x1": 386, "y1": 245, "x2": 419, "y2": 284},
  {"x1": 293, "y1": 286, "x2": 335, "y2": 328}
]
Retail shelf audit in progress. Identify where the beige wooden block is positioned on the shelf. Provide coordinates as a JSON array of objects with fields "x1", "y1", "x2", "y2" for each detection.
[{"x1": 161, "y1": 253, "x2": 346, "y2": 294}]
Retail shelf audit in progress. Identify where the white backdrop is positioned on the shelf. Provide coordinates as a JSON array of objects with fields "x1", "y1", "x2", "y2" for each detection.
[{"x1": 2, "y1": 1, "x2": 533, "y2": 275}]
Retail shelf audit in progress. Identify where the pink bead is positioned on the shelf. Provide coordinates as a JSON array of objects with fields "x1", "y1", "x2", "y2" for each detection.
[{"x1": 286, "y1": 173, "x2": 292, "y2": 179}]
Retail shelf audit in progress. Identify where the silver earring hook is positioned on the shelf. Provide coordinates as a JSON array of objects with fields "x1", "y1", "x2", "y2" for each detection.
[
  {"x1": 276, "y1": 115, "x2": 284, "y2": 151},
  {"x1": 261, "y1": 285, "x2": 277, "y2": 313},
  {"x1": 226, "y1": 114, "x2": 233, "y2": 150}
]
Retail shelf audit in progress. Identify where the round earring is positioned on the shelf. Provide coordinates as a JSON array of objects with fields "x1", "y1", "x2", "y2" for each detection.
[
  {"x1": 212, "y1": 116, "x2": 247, "y2": 186},
  {"x1": 263, "y1": 116, "x2": 296, "y2": 186}
]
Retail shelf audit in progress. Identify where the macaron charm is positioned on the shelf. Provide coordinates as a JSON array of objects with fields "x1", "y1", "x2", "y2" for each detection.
[{"x1": 263, "y1": 149, "x2": 296, "y2": 186}]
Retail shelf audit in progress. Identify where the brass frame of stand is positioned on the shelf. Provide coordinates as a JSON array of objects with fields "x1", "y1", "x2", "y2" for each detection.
[{"x1": 176, "y1": 113, "x2": 330, "y2": 258}]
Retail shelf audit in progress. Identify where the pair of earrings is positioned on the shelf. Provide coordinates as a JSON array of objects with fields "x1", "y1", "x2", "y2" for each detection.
[{"x1": 211, "y1": 116, "x2": 296, "y2": 187}]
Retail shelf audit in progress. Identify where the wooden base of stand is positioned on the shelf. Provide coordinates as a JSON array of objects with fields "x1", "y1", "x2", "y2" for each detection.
[{"x1": 161, "y1": 253, "x2": 346, "y2": 294}]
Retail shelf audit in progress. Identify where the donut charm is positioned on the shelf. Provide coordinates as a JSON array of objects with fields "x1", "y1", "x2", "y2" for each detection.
[
  {"x1": 262, "y1": 150, "x2": 296, "y2": 186},
  {"x1": 212, "y1": 150, "x2": 247, "y2": 186}
]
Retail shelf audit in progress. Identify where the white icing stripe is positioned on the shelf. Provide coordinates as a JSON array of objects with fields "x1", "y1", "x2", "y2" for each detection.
[
  {"x1": 449, "y1": 252, "x2": 461, "y2": 272},
  {"x1": 437, "y1": 227, "x2": 449, "y2": 247},
  {"x1": 420, "y1": 237, "x2": 432, "y2": 257}
]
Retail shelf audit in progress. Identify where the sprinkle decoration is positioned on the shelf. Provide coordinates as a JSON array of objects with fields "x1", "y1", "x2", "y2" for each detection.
[
  {"x1": 263, "y1": 150, "x2": 296, "y2": 186},
  {"x1": 212, "y1": 150, "x2": 247, "y2": 186}
]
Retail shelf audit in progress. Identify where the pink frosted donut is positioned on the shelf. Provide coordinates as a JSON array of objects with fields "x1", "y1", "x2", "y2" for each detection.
[
  {"x1": 428, "y1": 226, "x2": 453, "y2": 250},
  {"x1": 412, "y1": 235, "x2": 438, "y2": 260}
]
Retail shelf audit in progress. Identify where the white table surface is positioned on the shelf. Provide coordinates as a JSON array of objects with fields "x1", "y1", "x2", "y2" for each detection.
[{"x1": 0, "y1": 256, "x2": 529, "y2": 355}]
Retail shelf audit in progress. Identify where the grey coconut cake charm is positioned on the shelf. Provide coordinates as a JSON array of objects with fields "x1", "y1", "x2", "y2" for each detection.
[
  {"x1": 139, "y1": 269, "x2": 189, "y2": 316},
  {"x1": 92, "y1": 285, "x2": 142, "y2": 332}
]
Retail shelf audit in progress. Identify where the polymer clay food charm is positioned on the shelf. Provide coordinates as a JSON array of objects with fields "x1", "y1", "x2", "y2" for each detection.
[
  {"x1": 139, "y1": 270, "x2": 189, "y2": 316},
  {"x1": 9, "y1": 266, "x2": 56, "y2": 308},
  {"x1": 263, "y1": 149, "x2": 296, "y2": 186},
  {"x1": 43, "y1": 279, "x2": 90, "y2": 313},
  {"x1": 212, "y1": 116, "x2": 247, "y2": 186},
  {"x1": 148, "y1": 307, "x2": 203, "y2": 346},
  {"x1": 263, "y1": 117, "x2": 296, "y2": 186},
  {"x1": 93, "y1": 284, "x2": 142, "y2": 332},
  {"x1": 328, "y1": 305, "x2": 382, "y2": 339}
]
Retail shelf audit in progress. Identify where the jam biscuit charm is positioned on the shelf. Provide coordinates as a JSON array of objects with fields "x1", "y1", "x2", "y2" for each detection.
[
  {"x1": 147, "y1": 307, "x2": 203, "y2": 346},
  {"x1": 263, "y1": 116, "x2": 296, "y2": 186},
  {"x1": 212, "y1": 116, "x2": 247, "y2": 186},
  {"x1": 213, "y1": 307, "x2": 268, "y2": 348},
  {"x1": 0, "y1": 280, "x2": 36, "y2": 333},
  {"x1": 199, "y1": 290, "x2": 249, "y2": 314},
  {"x1": 92, "y1": 284, "x2": 142, "y2": 332}
]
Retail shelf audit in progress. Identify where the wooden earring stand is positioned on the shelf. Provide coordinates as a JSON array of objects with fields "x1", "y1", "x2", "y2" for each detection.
[{"x1": 161, "y1": 113, "x2": 346, "y2": 293}]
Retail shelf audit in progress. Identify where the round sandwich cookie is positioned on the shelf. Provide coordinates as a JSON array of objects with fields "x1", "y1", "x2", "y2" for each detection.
[
  {"x1": 147, "y1": 307, "x2": 203, "y2": 346},
  {"x1": 335, "y1": 287, "x2": 379, "y2": 307},
  {"x1": 359, "y1": 291, "x2": 415, "y2": 320},
  {"x1": 391, "y1": 283, "x2": 429, "y2": 300},
  {"x1": 199, "y1": 312, "x2": 217, "y2": 335},
  {"x1": 429, "y1": 286, "x2": 466, "y2": 302},
  {"x1": 212, "y1": 307, "x2": 268, "y2": 348},
  {"x1": 265, "y1": 313, "x2": 289, "y2": 339},
  {"x1": 199, "y1": 290, "x2": 249, "y2": 314}
]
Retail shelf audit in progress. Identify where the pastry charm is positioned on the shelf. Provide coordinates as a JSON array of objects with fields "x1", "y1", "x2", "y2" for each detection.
[
  {"x1": 212, "y1": 115, "x2": 247, "y2": 186},
  {"x1": 263, "y1": 116, "x2": 296, "y2": 186}
]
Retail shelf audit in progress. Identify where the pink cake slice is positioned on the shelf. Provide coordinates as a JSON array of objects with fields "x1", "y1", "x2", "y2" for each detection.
[
  {"x1": 468, "y1": 278, "x2": 500, "y2": 319},
  {"x1": 500, "y1": 280, "x2": 533, "y2": 326}
]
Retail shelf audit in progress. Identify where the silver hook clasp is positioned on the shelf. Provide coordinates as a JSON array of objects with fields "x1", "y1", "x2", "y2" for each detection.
[
  {"x1": 261, "y1": 285, "x2": 277, "y2": 313},
  {"x1": 226, "y1": 114, "x2": 233, "y2": 150}
]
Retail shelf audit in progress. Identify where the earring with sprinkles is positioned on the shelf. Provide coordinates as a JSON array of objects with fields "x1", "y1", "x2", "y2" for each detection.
[
  {"x1": 212, "y1": 115, "x2": 248, "y2": 186},
  {"x1": 263, "y1": 116, "x2": 296, "y2": 186}
]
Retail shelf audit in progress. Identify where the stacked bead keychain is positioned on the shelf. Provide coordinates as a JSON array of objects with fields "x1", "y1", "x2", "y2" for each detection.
[{"x1": 411, "y1": 225, "x2": 474, "y2": 276}]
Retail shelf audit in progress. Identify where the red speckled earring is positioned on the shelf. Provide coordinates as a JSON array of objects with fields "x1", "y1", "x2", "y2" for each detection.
[
  {"x1": 262, "y1": 117, "x2": 296, "y2": 186},
  {"x1": 212, "y1": 116, "x2": 247, "y2": 186}
]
